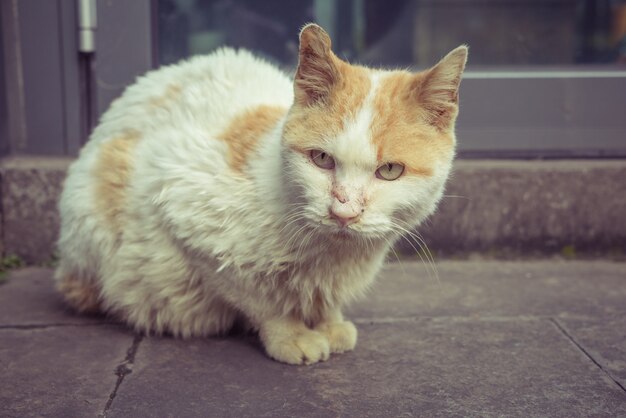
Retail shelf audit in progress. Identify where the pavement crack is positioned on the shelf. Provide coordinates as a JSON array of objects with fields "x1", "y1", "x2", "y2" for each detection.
[
  {"x1": 101, "y1": 333, "x2": 144, "y2": 417},
  {"x1": 550, "y1": 318, "x2": 626, "y2": 393}
]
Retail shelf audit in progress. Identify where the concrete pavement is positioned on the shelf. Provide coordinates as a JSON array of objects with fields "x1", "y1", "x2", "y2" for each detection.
[{"x1": 1, "y1": 261, "x2": 625, "y2": 417}]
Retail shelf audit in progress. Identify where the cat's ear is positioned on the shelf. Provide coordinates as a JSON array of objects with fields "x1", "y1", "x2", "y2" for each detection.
[
  {"x1": 415, "y1": 46, "x2": 468, "y2": 129},
  {"x1": 294, "y1": 24, "x2": 341, "y2": 106}
]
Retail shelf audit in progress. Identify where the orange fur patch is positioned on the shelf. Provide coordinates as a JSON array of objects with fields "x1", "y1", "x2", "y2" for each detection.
[
  {"x1": 56, "y1": 275, "x2": 101, "y2": 314},
  {"x1": 149, "y1": 84, "x2": 183, "y2": 108},
  {"x1": 94, "y1": 131, "x2": 140, "y2": 231},
  {"x1": 370, "y1": 72, "x2": 455, "y2": 176},
  {"x1": 218, "y1": 105, "x2": 287, "y2": 173},
  {"x1": 283, "y1": 60, "x2": 371, "y2": 152}
]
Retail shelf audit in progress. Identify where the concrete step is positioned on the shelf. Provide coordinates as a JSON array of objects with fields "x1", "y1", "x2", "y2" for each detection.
[{"x1": 1, "y1": 157, "x2": 625, "y2": 263}]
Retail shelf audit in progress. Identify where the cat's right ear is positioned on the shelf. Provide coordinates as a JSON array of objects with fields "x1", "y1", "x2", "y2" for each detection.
[
  {"x1": 414, "y1": 45, "x2": 468, "y2": 130},
  {"x1": 294, "y1": 24, "x2": 341, "y2": 106}
]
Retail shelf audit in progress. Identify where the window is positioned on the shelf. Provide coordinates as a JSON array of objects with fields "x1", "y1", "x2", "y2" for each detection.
[{"x1": 156, "y1": 0, "x2": 626, "y2": 158}]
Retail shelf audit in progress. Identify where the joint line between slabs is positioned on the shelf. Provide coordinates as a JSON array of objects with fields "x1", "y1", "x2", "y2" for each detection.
[
  {"x1": 549, "y1": 318, "x2": 626, "y2": 393},
  {"x1": 0, "y1": 322, "x2": 115, "y2": 330}
]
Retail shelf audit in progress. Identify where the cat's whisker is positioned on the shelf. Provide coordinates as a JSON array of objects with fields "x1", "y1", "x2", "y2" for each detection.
[
  {"x1": 411, "y1": 232, "x2": 440, "y2": 285},
  {"x1": 392, "y1": 221, "x2": 440, "y2": 285},
  {"x1": 366, "y1": 235, "x2": 375, "y2": 255},
  {"x1": 278, "y1": 211, "x2": 309, "y2": 236},
  {"x1": 392, "y1": 230, "x2": 429, "y2": 279},
  {"x1": 395, "y1": 220, "x2": 437, "y2": 268},
  {"x1": 392, "y1": 222, "x2": 436, "y2": 272},
  {"x1": 295, "y1": 228, "x2": 313, "y2": 261},
  {"x1": 381, "y1": 234, "x2": 406, "y2": 277},
  {"x1": 284, "y1": 202, "x2": 308, "y2": 209},
  {"x1": 284, "y1": 224, "x2": 310, "y2": 254},
  {"x1": 388, "y1": 222, "x2": 438, "y2": 285},
  {"x1": 442, "y1": 194, "x2": 470, "y2": 200},
  {"x1": 292, "y1": 225, "x2": 323, "y2": 278},
  {"x1": 295, "y1": 227, "x2": 318, "y2": 266},
  {"x1": 397, "y1": 230, "x2": 434, "y2": 283},
  {"x1": 279, "y1": 212, "x2": 306, "y2": 230}
]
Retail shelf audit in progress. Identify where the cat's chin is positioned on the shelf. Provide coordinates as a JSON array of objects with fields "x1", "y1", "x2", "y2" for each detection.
[
  {"x1": 318, "y1": 221, "x2": 374, "y2": 241},
  {"x1": 314, "y1": 221, "x2": 351, "y2": 235},
  {"x1": 329, "y1": 228, "x2": 354, "y2": 240}
]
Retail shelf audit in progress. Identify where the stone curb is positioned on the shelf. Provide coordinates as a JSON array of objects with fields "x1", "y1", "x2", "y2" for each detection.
[
  {"x1": 1, "y1": 157, "x2": 625, "y2": 263},
  {"x1": 414, "y1": 159, "x2": 626, "y2": 258}
]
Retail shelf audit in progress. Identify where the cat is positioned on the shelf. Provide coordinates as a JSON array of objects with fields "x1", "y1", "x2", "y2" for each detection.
[{"x1": 55, "y1": 24, "x2": 467, "y2": 365}]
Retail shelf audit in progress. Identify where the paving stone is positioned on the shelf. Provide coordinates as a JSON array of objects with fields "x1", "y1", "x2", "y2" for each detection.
[
  {"x1": 0, "y1": 268, "x2": 107, "y2": 326},
  {"x1": 107, "y1": 335, "x2": 333, "y2": 417},
  {"x1": 557, "y1": 317, "x2": 626, "y2": 389},
  {"x1": 0, "y1": 325, "x2": 134, "y2": 417},
  {"x1": 107, "y1": 320, "x2": 626, "y2": 417},
  {"x1": 348, "y1": 261, "x2": 626, "y2": 319}
]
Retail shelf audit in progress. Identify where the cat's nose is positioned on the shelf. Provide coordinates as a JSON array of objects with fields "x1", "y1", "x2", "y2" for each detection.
[
  {"x1": 330, "y1": 210, "x2": 359, "y2": 227},
  {"x1": 329, "y1": 204, "x2": 361, "y2": 227}
]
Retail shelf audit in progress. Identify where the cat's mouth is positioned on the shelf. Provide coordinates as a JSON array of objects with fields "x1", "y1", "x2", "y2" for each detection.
[
  {"x1": 324, "y1": 224, "x2": 387, "y2": 244},
  {"x1": 319, "y1": 218, "x2": 363, "y2": 238},
  {"x1": 316, "y1": 215, "x2": 393, "y2": 241},
  {"x1": 303, "y1": 211, "x2": 375, "y2": 239}
]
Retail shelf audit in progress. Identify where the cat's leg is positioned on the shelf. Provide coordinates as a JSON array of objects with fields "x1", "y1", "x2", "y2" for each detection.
[
  {"x1": 54, "y1": 259, "x2": 100, "y2": 314},
  {"x1": 54, "y1": 263, "x2": 101, "y2": 314},
  {"x1": 314, "y1": 308, "x2": 358, "y2": 354},
  {"x1": 259, "y1": 316, "x2": 330, "y2": 365},
  {"x1": 101, "y1": 257, "x2": 239, "y2": 338}
]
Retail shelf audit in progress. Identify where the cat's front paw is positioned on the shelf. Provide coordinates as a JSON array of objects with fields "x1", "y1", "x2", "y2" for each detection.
[
  {"x1": 260, "y1": 319, "x2": 330, "y2": 365},
  {"x1": 264, "y1": 329, "x2": 330, "y2": 365},
  {"x1": 315, "y1": 320, "x2": 358, "y2": 353}
]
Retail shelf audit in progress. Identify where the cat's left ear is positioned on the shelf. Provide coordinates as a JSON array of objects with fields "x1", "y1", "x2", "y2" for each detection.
[{"x1": 415, "y1": 46, "x2": 468, "y2": 130}]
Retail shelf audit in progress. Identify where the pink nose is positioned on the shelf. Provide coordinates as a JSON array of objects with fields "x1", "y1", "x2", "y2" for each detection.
[{"x1": 329, "y1": 206, "x2": 361, "y2": 227}]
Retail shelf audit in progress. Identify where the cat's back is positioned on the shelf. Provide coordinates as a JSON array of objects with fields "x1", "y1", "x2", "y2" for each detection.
[
  {"x1": 93, "y1": 48, "x2": 294, "y2": 142},
  {"x1": 63, "y1": 48, "x2": 293, "y2": 218}
]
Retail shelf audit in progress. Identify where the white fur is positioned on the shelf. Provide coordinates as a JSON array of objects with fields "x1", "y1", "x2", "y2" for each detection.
[{"x1": 56, "y1": 48, "x2": 457, "y2": 365}]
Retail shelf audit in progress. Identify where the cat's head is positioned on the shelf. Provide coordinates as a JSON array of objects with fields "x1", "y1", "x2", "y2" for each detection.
[{"x1": 281, "y1": 24, "x2": 467, "y2": 240}]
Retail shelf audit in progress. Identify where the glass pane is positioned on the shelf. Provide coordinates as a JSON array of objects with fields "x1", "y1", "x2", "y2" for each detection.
[{"x1": 157, "y1": 0, "x2": 626, "y2": 67}]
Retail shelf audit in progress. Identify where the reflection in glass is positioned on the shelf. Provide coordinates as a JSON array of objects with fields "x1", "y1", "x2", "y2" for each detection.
[{"x1": 157, "y1": 0, "x2": 626, "y2": 67}]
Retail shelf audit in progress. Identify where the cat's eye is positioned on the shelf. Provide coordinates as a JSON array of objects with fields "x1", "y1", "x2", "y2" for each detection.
[
  {"x1": 310, "y1": 150, "x2": 335, "y2": 170},
  {"x1": 376, "y1": 163, "x2": 405, "y2": 181}
]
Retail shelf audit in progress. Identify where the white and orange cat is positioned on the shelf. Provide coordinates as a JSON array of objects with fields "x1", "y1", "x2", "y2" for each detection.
[{"x1": 55, "y1": 24, "x2": 467, "y2": 365}]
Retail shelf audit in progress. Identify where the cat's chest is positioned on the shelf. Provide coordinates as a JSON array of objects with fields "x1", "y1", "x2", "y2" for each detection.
[
  {"x1": 280, "y1": 234, "x2": 385, "y2": 280},
  {"x1": 223, "y1": 225, "x2": 382, "y2": 277}
]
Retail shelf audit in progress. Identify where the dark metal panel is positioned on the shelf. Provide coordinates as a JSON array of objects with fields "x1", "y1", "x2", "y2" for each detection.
[
  {"x1": 0, "y1": 0, "x2": 83, "y2": 157},
  {"x1": 0, "y1": 7, "x2": 8, "y2": 156},
  {"x1": 456, "y1": 74, "x2": 626, "y2": 158},
  {"x1": 94, "y1": 0, "x2": 154, "y2": 119},
  {"x1": 0, "y1": 0, "x2": 27, "y2": 156},
  {"x1": 18, "y1": 0, "x2": 66, "y2": 155}
]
